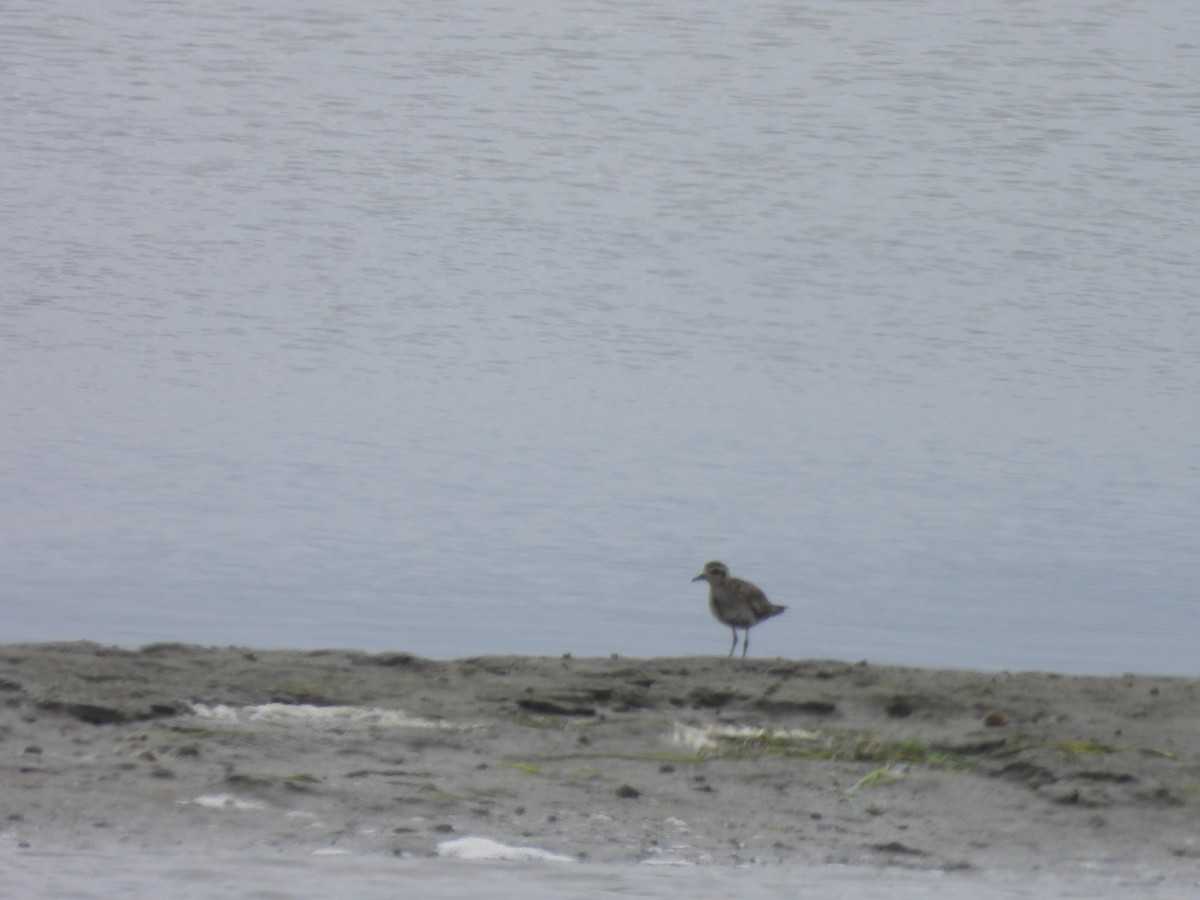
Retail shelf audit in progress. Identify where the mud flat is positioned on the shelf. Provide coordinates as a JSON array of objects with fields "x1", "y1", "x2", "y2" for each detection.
[{"x1": 1, "y1": 642, "x2": 1198, "y2": 884}]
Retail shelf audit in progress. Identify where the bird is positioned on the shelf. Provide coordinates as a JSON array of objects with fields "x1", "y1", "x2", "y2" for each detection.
[{"x1": 692, "y1": 560, "x2": 786, "y2": 658}]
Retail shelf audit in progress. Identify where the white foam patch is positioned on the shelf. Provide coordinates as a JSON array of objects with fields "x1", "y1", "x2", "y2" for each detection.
[
  {"x1": 188, "y1": 702, "x2": 458, "y2": 730},
  {"x1": 641, "y1": 856, "x2": 698, "y2": 866},
  {"x1": 671, "y1": 722, "x2": 821, "y2": 753},
  {"x1": 641, "y1": 843, "x2": 710, "y2": 866},
  {"x1": 436, "y1": 837, "x2": 574, "y2": 863},
  {"x1": 184, "y1": 793, "x2": 266, "y2": 811}
]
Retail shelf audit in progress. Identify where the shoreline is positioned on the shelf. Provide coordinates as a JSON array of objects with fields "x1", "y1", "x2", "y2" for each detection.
[{"x1": 2, "y1": 642, "x2": 1198, "y2": 881}]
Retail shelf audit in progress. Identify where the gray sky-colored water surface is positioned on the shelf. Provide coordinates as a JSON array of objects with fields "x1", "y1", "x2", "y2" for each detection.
[{"x1": 4, "y1": 0, "x2": 1199, "y2": 674}]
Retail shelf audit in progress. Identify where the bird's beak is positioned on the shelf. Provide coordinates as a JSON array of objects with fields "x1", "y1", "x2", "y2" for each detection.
[{"x1": 691, "y1": 574, "x2": 706, "y2": 582}]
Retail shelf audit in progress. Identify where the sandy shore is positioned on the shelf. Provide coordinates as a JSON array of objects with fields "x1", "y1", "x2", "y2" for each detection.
[{"x1": 2, "y1": 642, "x2": 1198, "y2": 880}]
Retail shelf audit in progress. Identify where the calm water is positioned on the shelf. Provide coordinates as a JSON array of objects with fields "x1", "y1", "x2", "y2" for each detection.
[
  {"x1": 4, "y1": 846, "x2": 1194, "y2": 900},
  {"x1": 3, "y1": 0, "x2": 1199, "y2": 674}
]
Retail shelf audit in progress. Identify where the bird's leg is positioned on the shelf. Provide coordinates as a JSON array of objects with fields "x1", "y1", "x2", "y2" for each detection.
[
  {"x1": 742, "y1": 629, "x2": 750, "y2": 658},
  {"x1": 729, "y1": 627, "x2": 738, "y2": 658}
]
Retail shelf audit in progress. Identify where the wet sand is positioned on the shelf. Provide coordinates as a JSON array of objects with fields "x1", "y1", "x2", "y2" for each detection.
[{"x1": 1, "y1": 642, "x2": 1198, "y2": 881}]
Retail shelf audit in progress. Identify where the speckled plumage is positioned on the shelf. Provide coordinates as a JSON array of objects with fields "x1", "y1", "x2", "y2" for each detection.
[{"x1": 692, "y1": 561, "x2": 786, "y2": 658}]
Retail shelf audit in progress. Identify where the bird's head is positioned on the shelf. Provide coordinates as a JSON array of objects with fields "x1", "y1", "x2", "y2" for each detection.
[{"x1": 692, "y1": 560, "x2": 728, "y2": 584}]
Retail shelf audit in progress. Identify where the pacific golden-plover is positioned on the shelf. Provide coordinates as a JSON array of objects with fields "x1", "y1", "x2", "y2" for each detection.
[{"x1": 692, "y1": 560, "x2": 786, "y2": 658}]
